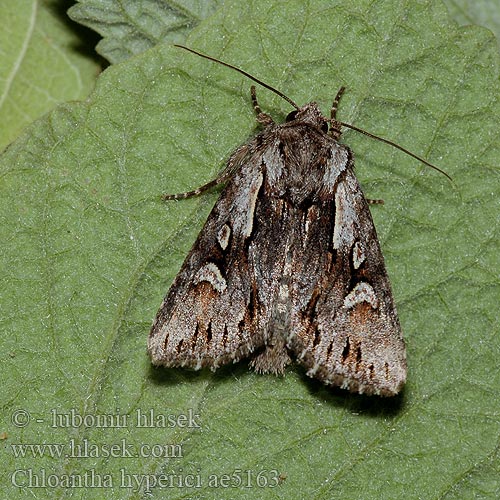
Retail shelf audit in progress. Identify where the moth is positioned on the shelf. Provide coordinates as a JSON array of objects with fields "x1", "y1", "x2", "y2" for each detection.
[{"x1": 149, "y1": 46, "x2": 450, "y2": 396}]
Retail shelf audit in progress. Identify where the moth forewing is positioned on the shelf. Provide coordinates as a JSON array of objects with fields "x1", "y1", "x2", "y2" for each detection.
[{"x1": 285, "y1": 156, "x2": 407, "y2": 396}]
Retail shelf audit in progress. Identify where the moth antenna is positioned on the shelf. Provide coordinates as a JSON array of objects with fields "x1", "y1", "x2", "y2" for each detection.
[
  {"x1": 338, "y1": 121, "x2": 453, "y2": 182},
  {"x1": 175, "y1": 44, "x2": 452, "y2": 183},
  {"x1": 174, "y1": 44, "x2": 300, "y2": 110}
]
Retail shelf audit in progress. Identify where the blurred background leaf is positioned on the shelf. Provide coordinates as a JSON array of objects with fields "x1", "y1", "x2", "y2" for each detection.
[
  {"x1": 0, "y1": 0, "x2": 102, "y2": 151},
  {"x1": 68, "y1": 0, "x2": 223, "y2": 63}
]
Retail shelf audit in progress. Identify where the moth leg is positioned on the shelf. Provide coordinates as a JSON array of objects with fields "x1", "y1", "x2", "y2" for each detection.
[
  {"x1": 162, "y1": 87, "x2": 276, "y2": 201},
  {"x1": 162, "y1": 178, "x2": 221, "y2": 200},
  {"x1": 250, "y1": 86, "x2": 274, "y2": 126},
  {"x1": 162, "y1": 138, "x2": 252, "y2": 200},
  {"x1": 329, "y1": 86, "x2": 346, "y2": 140},
  {"x1": 331, "y1": 86, "x2": 346, "y2": 120},
  {"x1": 331, "y1": 87, "x2": 382, "y2": 207}
]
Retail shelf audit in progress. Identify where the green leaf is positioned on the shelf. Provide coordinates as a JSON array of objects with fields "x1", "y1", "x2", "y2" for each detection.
[
  {"x1": 444, "y1": 0, "x2": 500, "y2": 50},
  {"x1": 68, "y1": 0, "x2": 223, "y2": 63},
  {"x1": 1, "y1": 0, "x2": 499, "y2": 499},
  {"x1": 0, "y1": 0, "x2": 101, "y2": 151}
]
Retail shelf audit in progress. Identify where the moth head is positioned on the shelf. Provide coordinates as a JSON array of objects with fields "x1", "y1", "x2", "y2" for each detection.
[{"x1": 285, "y1": 102, "x2": 329, "y2": 133}]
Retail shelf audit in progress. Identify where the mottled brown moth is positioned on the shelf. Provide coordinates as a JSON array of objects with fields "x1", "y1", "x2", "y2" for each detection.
[{"x1": 149, "y1": 46, "x2": 450, "y2": 397}]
